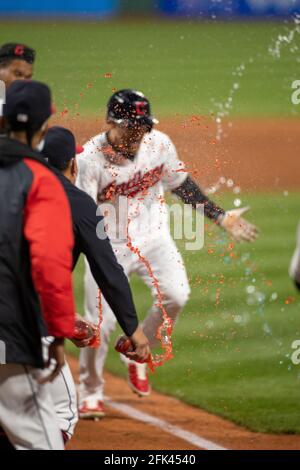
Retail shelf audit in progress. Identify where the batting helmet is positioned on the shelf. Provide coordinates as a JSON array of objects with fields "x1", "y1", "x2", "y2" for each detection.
[{"x1": 107, "y1": 89, "x2": 158, "y2": 131}]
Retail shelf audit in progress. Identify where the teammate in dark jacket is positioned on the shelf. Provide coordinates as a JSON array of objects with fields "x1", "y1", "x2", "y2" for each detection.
[
  {"x1": 42, "y1": 127, "x2": 150, "y2": 376},
  {"x1": 0, "y1": 81, "x2": 76, "y2": 450}
]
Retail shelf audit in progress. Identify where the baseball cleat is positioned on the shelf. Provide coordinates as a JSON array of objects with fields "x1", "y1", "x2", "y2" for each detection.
[
  {"x1": 78, "y1": 399, "x2": 105, "y2": 419},
  {"x1": 127, "y1": 361, "x2": 151, "y2": 397}
]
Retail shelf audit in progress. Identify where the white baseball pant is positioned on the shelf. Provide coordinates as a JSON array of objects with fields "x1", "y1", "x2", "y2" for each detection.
[
  {"x1": 42, "y1": 338, "x2": 78, "y2": 441},
  {"x1": 79, "y1": 234, "x2": 190, "y2": 402},
  {"x1": 0, "y1": 364, "x2": 64, "y2": 450}
]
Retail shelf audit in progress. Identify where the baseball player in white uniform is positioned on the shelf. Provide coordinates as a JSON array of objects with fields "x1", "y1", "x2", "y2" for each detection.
[{"x1": 77, "y1": 89, "x2": 258, "y2": 418}]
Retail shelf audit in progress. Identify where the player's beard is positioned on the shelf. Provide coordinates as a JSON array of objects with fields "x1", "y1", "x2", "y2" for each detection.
[
  {"x1": 122, "y1": 131, "x2": 147, "y2": 159},
  {"x1": 108, "y1": 135, "x2": 142, "y2": 161}
]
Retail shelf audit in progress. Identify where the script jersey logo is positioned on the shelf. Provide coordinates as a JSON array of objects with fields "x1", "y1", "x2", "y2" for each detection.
[{"x1": 98, "y1": 164, "x2": 164, "y2": 202}]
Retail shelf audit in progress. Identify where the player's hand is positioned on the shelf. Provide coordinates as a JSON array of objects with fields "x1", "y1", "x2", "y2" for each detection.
[
  {"x1": 219, "y1": 206, "x2": 258, "y2": 243},
  {"x1": 38, "y1": 338, "x2": 65, "y2": 384},
  {"x1": 128, "y1": 326, "x2": 150, "y2": 363}
]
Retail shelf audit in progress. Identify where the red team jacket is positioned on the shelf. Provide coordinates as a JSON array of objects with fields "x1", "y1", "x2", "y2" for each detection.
[{"x1": 0, "y1": 137, "x2": 75, "y2": 368}]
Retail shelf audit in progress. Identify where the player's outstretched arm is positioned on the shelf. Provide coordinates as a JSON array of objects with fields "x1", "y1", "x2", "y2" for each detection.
[
  {"x1": 218, "y1": 206, "x2": 258, "y2": 243},
  {"x1": 172, "y1": 176, "x2": 258, "y2": 243}
]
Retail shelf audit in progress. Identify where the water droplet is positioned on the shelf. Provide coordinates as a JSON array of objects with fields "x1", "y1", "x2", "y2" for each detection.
[
  {"x1": 270, "y1": 292, "x2": 278, "y2": 301},
  {"x1": 257, "y1": 292, "x2": 266, "y2": 304},
  {"x1": 234, "y1": 315, "x2": 242, "y2": 324},
  {"x1": 246, "y1": 285, "x2": 256, "y2": 294},
  {"x1": 205, "y1": 320, "x2": 214, "y2": 329},
  {"x1": 263, "y1": 323, "x2": 272, "y2": 335}
]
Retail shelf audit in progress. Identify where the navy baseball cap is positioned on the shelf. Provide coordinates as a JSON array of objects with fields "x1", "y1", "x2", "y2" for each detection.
[
  {"x1": 0, "y1": 43, "x2": 36, "y2": 64},
  {"x1": 43, "y1": 126, "x2": 84, "y2": 170},
  {"x1": 4, "y1": 80, "x2": 52, "y2": 132}
]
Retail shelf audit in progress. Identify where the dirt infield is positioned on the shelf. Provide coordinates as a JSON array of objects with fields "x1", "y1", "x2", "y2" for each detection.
[
  {"x1": 67, "y1": 357, "x2": 300, "y2": 450},
  {"x1": 55, "y1": 115, "x2": 300, "y2": 191},
  {"x1": 62, "y1": 116, "x2": 300, "y2": 450}
]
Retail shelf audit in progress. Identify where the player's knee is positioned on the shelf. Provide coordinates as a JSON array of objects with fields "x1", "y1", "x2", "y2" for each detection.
[{"x1": 165, "y1": 282, "x2": 190, "y2": 311}]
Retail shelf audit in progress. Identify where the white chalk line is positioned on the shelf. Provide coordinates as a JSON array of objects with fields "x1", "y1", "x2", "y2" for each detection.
[{"x1": 105, "y1": 396, "x2": 228, "y2": 451}]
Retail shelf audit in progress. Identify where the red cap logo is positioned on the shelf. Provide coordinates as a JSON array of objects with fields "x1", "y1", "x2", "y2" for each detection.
[{"x1": 14, "y1": 45, "x2": 24, "y2": 57}]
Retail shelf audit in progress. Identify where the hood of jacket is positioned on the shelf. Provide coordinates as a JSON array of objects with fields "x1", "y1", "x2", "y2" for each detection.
[{"x1": 0, "y1": 136, "x2": 47, "y2": 167}]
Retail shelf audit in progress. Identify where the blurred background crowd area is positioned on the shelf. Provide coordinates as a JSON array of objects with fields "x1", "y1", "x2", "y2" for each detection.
[{"x1": 0, "y1": 0, "x2": 299, "y2": 19}]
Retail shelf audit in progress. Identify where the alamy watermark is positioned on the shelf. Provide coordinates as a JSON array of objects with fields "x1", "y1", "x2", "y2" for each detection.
[
  {"x1": 291, "y1": 340, "x2": 300, "y2": 365},
  {"x1": 0, "y1": 79, "x2": 5, "y2": 117},
  {"x1": 291, "y1": 80, "x2": 300, "y2": 105},
  {"x1": 96, "y1": 196, "x2": 205, "y2": 251}
]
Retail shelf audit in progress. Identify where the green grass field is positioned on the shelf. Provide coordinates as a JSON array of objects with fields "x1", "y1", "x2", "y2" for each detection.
[
  {"x1": 1, "y1": 19, "x2": 299, "y2": 433},
  {"x1": 0, "y1": 20, "x2": 299, "y2": 116},
  {"x1": 70, "y1": 193, "x2": 300, "y2": 433}
]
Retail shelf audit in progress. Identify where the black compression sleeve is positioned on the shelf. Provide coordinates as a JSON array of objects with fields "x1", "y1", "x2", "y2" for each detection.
[{"x1": 172, "y1": 176, "x2": 225, "y2": 222}]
